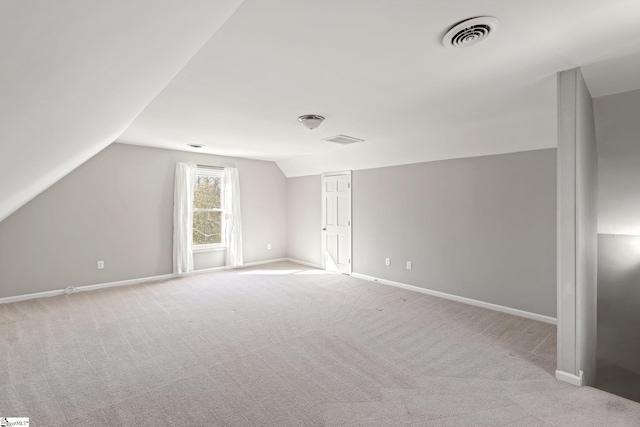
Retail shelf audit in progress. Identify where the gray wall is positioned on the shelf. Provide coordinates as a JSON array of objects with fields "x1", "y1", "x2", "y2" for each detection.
[
  {"x1": 595, "y1": 88, "x2": 640, "y2": 235},
  {"x1": 597, "y1": 234, "x2": 640, "y2": 374},
  {"x1": 594, "y1": 88, "x2": 640, "y2": 377},
  {"x1": 286, "y1": 175, "x2": 322, "y2": 266},
  {"x1": 287, "y1": 150, "x2": 558, "y2": 317},
  {"x1": 353, "y1": 149, "x2": 557, "y2": 317},
  {"x1": 0, "y1": 143, "x2": 287, "y2": 298},
  {"x1": 557, "y1": 68, "x2": 598, "y2": 386}
]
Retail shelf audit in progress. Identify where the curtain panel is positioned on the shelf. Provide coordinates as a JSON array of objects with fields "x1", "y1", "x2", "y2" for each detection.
[
  {"x1": 223, "y1": 167, "x2": 243, "y2": 267},
  {"x1": 173, "y1": 162, "x2": 197, "y2": 274}
]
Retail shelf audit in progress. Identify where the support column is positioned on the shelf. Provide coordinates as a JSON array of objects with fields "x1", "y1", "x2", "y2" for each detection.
[{"x1": 556, "y1": 68, "x2": 598, "y2": 386}]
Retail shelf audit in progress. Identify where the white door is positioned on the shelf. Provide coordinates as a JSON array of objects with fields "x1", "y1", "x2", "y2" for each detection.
[{"x1": 322, "y1": 172, "x2": 351, "y2": 274}]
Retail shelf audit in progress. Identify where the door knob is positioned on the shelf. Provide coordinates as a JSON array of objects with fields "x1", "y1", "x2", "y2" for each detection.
[{"x1": 322, "y1": 228, "x2": 326, "y2": 231}]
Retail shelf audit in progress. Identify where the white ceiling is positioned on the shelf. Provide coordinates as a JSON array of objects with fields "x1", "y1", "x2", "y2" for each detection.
[
  {"x1": 119, "y1": 0, "x2": 640, "y2": 177},
  {"x1": 3, "y1": 0, "x2": 640, "y2": 222},
  {"x1": 0, "y1": 0, "x2": 243, "y2": 222}
]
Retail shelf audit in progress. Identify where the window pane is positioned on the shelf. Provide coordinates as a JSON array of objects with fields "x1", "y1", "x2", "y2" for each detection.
[
  {"x1": 194, "y1": 175, "x2": 221, "y2": 209},
  {"x1": 193, "y1": 211, "x2": 222, "y2": 245}
]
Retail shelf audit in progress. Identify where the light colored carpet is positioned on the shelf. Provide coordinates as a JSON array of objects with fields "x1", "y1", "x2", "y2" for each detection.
[{"x1": 1, "y1": 261, "x2": 639, "y2": 426}]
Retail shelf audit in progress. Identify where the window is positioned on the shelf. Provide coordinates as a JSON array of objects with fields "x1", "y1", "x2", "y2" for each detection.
[{"x1": 193, "y1": 167, "x2": 224, "y2": 249}]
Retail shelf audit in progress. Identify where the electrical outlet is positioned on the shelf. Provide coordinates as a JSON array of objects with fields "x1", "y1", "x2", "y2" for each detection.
[
  {"x1": 385, "y1": 258, "x2": 390, "y2": 266},
  {"x1": 406, "y1": 261, "x2": 412, "y2": 270},
  {"x1": 267, "y1": 243, "x2": 271, "y2": 250},
  {"x1": 97, "y1": 260, "x2": 104, "y2": 269}
]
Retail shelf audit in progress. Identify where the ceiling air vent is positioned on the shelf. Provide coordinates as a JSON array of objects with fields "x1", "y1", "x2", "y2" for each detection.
[
  {"x1": 443, "y1": 16, "x2": 499, "y2": 48},
  {"x1": 323, "y1": 135, "x2": 364, "y2": 145}
]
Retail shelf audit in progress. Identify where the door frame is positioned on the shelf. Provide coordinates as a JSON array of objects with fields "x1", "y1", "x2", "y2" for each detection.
[{"x1": 321, "y1": 170, "x2": 352, "y2": 274}]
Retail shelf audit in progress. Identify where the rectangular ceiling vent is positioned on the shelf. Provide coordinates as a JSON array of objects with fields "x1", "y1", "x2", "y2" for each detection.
[{"x1": 322, "y1": 134, "x2": 365, "y2": 145}]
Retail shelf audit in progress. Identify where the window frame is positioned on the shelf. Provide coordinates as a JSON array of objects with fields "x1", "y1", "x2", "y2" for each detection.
[{"x1": 192, "y1": 166, "x2": 225, "y2": 252}]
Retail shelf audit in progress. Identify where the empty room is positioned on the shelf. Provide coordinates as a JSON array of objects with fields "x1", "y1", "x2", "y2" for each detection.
[{"x1": 2, "y1": 0, "x2": 640, "y2": 426}]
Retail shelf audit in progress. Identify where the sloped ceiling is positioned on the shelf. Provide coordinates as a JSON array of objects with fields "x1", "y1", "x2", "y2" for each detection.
[
  {"x1": 4, "y1": 1, "x2": 640, "y2": 223},
  {"x1": 118, "y1": 0, "x2": 640, "y2": 177},
  {"x1": 0, "y1": 0, "x2": 243, "y2": 222}
]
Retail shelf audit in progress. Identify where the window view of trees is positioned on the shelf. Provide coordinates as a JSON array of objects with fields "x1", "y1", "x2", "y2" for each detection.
[{"x1": 193, "y1": 174, "x2": 223, "y2": 245}]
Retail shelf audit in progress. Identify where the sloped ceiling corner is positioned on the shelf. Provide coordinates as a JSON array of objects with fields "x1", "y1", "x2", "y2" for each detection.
[{"x1": 0, "y1": 0, "x2": 244, "y2": 222}]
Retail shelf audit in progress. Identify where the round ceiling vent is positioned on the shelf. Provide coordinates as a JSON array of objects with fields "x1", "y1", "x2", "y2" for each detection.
[{"x1": 443, "y1": 16, "x2": 499, "y2": 48}]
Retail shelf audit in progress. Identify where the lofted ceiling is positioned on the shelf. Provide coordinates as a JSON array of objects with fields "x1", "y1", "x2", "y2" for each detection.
[
  {"x1": 119, "y1": 0, "x2": 640, "y2": 177},
  {"x1": 0, "y1": 0, "x2": 243, "y2": 222},
  {"x1": 3, "y1": 0, "x2": 640, "y2": 222}
]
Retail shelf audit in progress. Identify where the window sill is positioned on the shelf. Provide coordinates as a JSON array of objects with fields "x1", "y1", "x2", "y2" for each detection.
[{"x1": 193, "y1": 245, "x2": 226, "y2": 253}]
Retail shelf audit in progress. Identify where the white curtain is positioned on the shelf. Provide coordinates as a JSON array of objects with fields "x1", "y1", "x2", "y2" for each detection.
[
  {"x1": 223, "y1": 167, "x2": 243, "y2": 267},
  {"x1": 173, "y1": 162, "x2": 197, "y2": 274}
]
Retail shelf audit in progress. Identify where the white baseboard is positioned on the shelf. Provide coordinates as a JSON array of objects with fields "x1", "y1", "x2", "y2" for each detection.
[
  {"x1": 351, "y1": 272, "x2": 557, "y2": 325},
  {"x1": 0, "y1": 272, "x2": 176, "y2": 305},
  {"x1": 0, "y1": 260, "x2": 558, "y2": 328},
  {"x1": 286, "y1": 258, "x2": 323, "y2": 269},
  {"x1": 0, "y1": 289, "x2": 67, "y2": 304},
  {"x1": 180, "y1": 258, "x2": 289, "y2": 276},
  {"x1": 244, "y1": 258, "x2": 288, "y2": 267},
  {"x1": 556, "y1": 370, "x2": 584, "y2": 386},
  {"x1": 75, "y1": 273, "x2": 176, "y2": 292},
  {"x1": 0, "y1": 258, "x2": 290, "y2": 305}
]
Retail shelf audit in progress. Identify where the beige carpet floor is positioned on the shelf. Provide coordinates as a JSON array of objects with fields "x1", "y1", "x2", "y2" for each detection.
[{"x1": 1, "y1": 261, "x2": 639, "y2": 426}]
